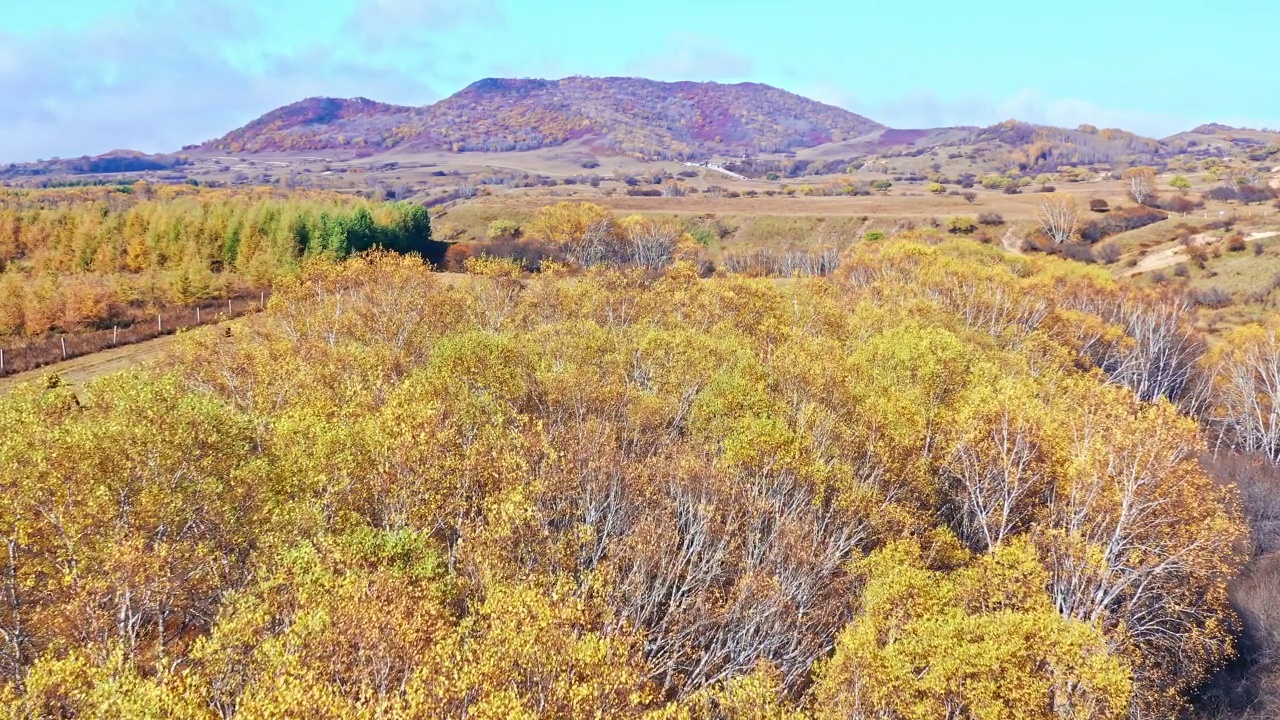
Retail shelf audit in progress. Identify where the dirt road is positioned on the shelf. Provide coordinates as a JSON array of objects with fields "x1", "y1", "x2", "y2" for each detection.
[
  {"x1": 1121, "y1": 231, "x2": 1280, "y2": 278},
  {"x1": 0, "y1": 333, "x2": 179, "y2": 395}
]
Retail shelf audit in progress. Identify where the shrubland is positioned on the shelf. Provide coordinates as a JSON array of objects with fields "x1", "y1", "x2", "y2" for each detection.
[
  {"x1": 445, "y1": 202, "x2": 700, "y2": 272},
  {"x1": 1, "y1": 238, "x2": 1269, "y2": 718}
]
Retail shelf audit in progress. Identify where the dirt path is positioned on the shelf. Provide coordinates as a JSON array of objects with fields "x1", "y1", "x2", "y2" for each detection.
[
  {"x1": 0, "y1": 333, "x2": 179, "y2": 395},
  {"x1": 1122, "y1": 230, "x2": 1280, "y2": 278},
  {"x1": 1122, "y1": 241, "x2": 1185, "y2": 277},
  {"x1": 1000, "y1": 227, "x2": 1024, "y2": 255}
]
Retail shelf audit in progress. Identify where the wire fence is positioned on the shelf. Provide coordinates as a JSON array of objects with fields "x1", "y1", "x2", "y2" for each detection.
[{"x1": 0, "y1": 290, "x2": 270, "y2": 378}]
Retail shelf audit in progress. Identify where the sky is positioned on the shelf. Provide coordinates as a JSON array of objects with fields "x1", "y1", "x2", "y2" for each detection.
[{"x1": 2, "y1": 0, "x2": 1277, "y2": 162}]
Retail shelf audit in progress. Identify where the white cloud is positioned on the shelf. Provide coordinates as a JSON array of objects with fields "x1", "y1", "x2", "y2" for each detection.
[
  {"x1": 0, "y1": 0, "x2": 487, "y2": 162},
  {"x1": 799, "y1": 84, "x2": 989, "y2": 129},
  {"x1": 625, "y1": 33, "x2": 755, "y2": 81},
  {"x1": 4, "y1": 1, "x2": 1275, "y2": 164},
  {"x1": 993, "y1": 90, "x2": 1185, "y2": 137},
  {"x1": 349, "y1": 0, "x2": 505, "y2": 43}
]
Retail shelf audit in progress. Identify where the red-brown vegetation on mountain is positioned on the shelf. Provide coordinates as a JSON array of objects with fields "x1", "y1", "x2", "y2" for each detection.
[
  {"x1": 203, "y1": 77, "x2": 883, "y2": 160},
  {"x1": 206, "y1": 97, "x2": 423, "y2": 153}
]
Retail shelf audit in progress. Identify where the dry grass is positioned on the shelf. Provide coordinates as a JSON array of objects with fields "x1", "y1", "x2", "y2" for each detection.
[
  {"x1": 1115, "y1": 226, "x2": 1280, "y2": 338},
  {"x1": 1108, "y1": 217, "x2": 1201, "y2": 254},
  {"x1": 729, "y1": 215, "x2": 868, "y2": 251},
  {"x1": 0, "y1": 333, "x2": 180, "y2": 396},
  {"x1": 1189, "y1": 236, "x2": 1280, "y2": 295},
  {"x1": 448, "y1": 186, "x2": 1088, "y2": 235},
  {"x1": 0, "y1": 291, "x2": 268, "y2": 380}
]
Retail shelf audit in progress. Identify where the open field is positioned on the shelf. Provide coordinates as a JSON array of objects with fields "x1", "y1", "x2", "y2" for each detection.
[
  {"x1": 11, "y1": 128, "x2": 1277, "y2": 269},
  {"x1": 436, "y1": 179, "x2": 1130, "y2": 229},
  {"x1": 436, "y1": 177, "x2": 1279, "y2": 265}
]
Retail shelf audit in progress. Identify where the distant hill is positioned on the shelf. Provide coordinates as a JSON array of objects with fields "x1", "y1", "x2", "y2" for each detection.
[
  {"x1": 959, "y1": 120, "x2": 1162, "y2": 172},
  {"x1": 796, "y1": 127, "x2": 977, "y2": 160},
  {"x1": 794, "y1": 119, "x2": 1280, "y2": 179},
  {"x1": 202, "y1": 77, "x2": 1273, "y2": 173},
  {"x1": 1190, "y1": 123, "x2": 1241, "y2": 135},
  {"x1": 1163, "y1": 125, "x2": 1280, "y2": 165},
  {"x1": 5, "y1": 77, "x2": 1276, "y2": 185},
  {"x1": 0, "y1": 150, "x2": 189, "y2": 182},
  {"x1": 201, "y1": 77, "x2": 885, "y2": 160}
]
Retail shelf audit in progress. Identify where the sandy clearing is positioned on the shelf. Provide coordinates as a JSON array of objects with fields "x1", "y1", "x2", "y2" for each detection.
[{"x1": 1123, "y1": 242, "x2": 1186, "y2": 277}]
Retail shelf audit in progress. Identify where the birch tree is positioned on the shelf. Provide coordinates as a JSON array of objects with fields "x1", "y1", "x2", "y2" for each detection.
[
  {"x1": 1036, "y1": 195, "x2": 1080, "y2": 244},
  {"x1": 1124, "y1": 166, "x2": 1158, "y2": 205}
]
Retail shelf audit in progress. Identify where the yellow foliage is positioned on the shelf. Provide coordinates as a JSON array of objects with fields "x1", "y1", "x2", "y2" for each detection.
[
  {"x1": 813, "y1": 540, "x2": 1132, "y2": 720},
  {"x1": 524, "y1": 201, "x2": 612, "y2": 248},
  {"x1": 0, "y1": 242, "x2": 1249, "y2": 718}
]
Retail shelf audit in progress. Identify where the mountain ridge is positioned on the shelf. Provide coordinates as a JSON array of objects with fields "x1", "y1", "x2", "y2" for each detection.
[
  {"x1": 201, "y1": 76, "x2": 885, "y2": 160},
  {"x1": 7, "y1": 78, "x2": 1278, "y2": 181}
]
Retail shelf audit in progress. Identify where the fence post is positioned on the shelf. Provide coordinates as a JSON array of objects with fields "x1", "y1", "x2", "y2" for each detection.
[
  {"x1": 113, "y1": 326, "x2": 118, "y2": 345},
  {"x1": 158, "y1": 313, "x2": 163, "y2": 333},
  {"x1": 196, "y1": 306, "x2": 201, "y2": 324},
  {"x1": 228, "y1": 298, "x2": 233, "y2": 315},
  {"x1": 260, "y1": 291, "x2": 265, "y2": 310},
  {"x1": 1, "y1": 348, "x2": 5, "y2": 374},
  {"x1": 60, "y1": 336, "x2": 67, "y2": 360}
]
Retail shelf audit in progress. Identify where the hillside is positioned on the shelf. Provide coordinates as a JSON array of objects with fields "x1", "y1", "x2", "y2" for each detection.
[
  {"x1": 198, "y1": 97, "x2": 422, "y2": 154},
  {"x1": 959, "y1": 120, "x2": 1162, "y2": 171},
  {"x1": 1164, "y1": 123, "x2": 1280, "y2": 165},
  {"x1": 201, "y1": 76, "x2": 884, "y2": 160},
  {"x1": 6, "y1": 78, "x2": 1277, "y2": 193},
  {"x1": 0, "y1": 149, "x2": 191, "y2": 181},
  {"x1": 799, "y1": 121, "x2": 1179, "y2": 174}
]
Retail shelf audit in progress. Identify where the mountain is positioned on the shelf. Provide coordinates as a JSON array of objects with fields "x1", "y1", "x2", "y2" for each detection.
[
  {"x1": 198, "y1": 97, "x2": 419, "y2": 155},
  {"x1": 6, "y1": 78, "x2": 1275, "y2": 184},
  {"x1": 201, "y1": 77, "x2": 885, "y2": 160},
  {"x1": 1189, "y1": 122, "x2": 1241, "y2": 135}
]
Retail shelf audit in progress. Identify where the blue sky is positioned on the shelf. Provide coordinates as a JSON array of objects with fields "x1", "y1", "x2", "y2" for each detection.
[{"x1": 2, "y1": 0, "x2": 1277, "y2": 162}]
